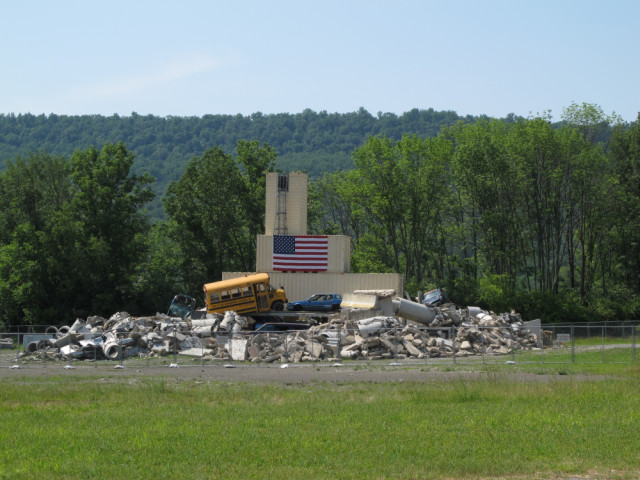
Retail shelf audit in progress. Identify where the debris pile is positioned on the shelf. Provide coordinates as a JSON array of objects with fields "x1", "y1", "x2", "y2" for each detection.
[
  {"x1": 19, "y1": 310, "x2": 250, "y2": 362},
  {"x1": 243, "y1": 308, "x2": 541, "y2": 363},
  {"x1": 17, "y1": 304, "x2": 542, "y2": 363}
]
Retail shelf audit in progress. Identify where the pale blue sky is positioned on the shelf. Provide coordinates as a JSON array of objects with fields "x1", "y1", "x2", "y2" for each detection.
[{"x1": 2, "y1": 0, "x2": 638, "y2": 122}]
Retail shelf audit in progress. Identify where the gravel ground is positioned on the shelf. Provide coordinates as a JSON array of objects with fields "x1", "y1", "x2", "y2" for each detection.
[{"x1": 0, "y1": 361, "x2": 609, "y2": 384}]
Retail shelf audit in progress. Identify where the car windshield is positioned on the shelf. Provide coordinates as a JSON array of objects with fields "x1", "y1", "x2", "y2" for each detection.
[{"x1": 423, "y1": 291, "x2": 439, "y2": 301}]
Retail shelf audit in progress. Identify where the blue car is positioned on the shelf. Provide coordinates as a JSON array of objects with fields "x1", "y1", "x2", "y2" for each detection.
[{"x1": 287, "y1": 293, "x2": 342, "y2": 312}]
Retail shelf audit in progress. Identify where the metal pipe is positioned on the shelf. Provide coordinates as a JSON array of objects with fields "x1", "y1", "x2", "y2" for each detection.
[{"x1": 390, "y1": 298, "x2": 436, "y2": 325}]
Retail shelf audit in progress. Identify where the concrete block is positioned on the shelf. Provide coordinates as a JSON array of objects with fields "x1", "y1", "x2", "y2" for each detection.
[{"x1": 402, "y1": 340, "x2": 422, "y2": 357}]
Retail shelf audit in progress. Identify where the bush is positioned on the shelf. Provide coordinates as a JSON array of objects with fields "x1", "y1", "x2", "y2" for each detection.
[
  {"x1": 510, "y1": 290, "x2": 590, "y2": 323},
  {"x1": 585, "y1": 283, "x2": 640, "y2": 321}
]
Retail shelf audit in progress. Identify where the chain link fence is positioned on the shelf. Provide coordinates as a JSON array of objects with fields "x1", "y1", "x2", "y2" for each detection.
[{"x1": 1, "y1": 321, "x2": 637, "y2": 370}]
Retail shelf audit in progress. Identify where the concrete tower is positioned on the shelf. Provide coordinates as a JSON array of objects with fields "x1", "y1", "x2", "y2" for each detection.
[{"x1": 264, "y1": 172, "x2": 307, "y2": 236}]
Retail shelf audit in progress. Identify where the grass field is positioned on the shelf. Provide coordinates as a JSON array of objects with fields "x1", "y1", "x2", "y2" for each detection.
[{"x1": 1, "y1": 360, "x2": 639, "y2": 480}]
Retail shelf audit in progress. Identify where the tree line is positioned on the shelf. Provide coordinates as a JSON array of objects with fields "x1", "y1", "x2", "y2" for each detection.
[
  {"x1": 0, "y1": 108, "x2": 473, "y2": 219},
  {"x1": 310, "y1": 104, "x2": 639, "y2": 322},
  {"x1": 0, "y1": 139, "x2": 278, "y2": 328},
  {"x1": 0, "y1": 103, "x2": 637, "y2": 328}
]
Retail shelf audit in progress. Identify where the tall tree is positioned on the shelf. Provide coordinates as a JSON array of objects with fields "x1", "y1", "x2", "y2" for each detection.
[
  {"x1": 0, "y1": 152, "x2": 71, "y2": 243},
  {"x1": 69, "y1": 142, "x2": 155, "y2": 315},
  {"x1": 561, "y1": 104, "x2": 622, "y2": 300},
  {"x1": 235, "y1": 140, "x2": 277, "y2": 257},
  {"x1": 335, "y1": 135, "x2": 453, "y2": 288},
  {"x1": 608, "y1": 115, "x2": 640, "y2": 307},
  {"x1": 0, "y1": 152, "x2": 75, "y2": 326},
  {"x1": 562, "y1": 102, "x2": 623, "y2": 145},
  {"x1": 163, "y1": 144, "x2": 260, "y2": 294}
]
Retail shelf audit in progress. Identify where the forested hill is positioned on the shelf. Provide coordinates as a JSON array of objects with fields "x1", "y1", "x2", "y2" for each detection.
[{"x1": 0, "y1": 108, "x2": 481, "y2": 217}]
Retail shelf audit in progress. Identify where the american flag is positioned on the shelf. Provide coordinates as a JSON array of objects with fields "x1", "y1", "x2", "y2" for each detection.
[{"x1": 273, "y1": 235, "x2": 328, "y2": 271}]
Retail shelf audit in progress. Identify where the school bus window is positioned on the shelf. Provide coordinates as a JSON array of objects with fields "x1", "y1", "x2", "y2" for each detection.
[
  {"x1": 221, "y1": 290, "x2": 230, "y2": 300},
  {"x1": 256, "y1": 283, "x2": 266, "y2": 292},
  {"x1": 210, "y1": 293, "x2": 220, "y2": 303},
  {"x1": 242, "y1": 286, "x2": 252, "y2": 297},
  {"x1": 231, "y1": 288, "x2": 242, "y2": 298}
]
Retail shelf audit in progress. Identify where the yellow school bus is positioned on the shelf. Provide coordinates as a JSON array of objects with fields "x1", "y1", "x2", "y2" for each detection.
[{"x1": 203, "y1": 273, "x2": 287, "y2": 315}]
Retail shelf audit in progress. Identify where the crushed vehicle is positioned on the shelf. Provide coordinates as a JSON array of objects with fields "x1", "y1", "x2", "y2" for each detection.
[
  {"x1": 421, "y1": 287, "x2": 449, "y2": 307},
  {"x1": 167, "y1": 294, "x2": 196, "y2": 319},
  {"x1": 286, "y1": 293, "x2": 342, "y2": 312}
]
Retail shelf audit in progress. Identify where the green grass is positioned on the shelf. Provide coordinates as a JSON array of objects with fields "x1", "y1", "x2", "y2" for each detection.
[
  {"x1": 1, "y1": 368, "x2": 640, "y2": 480},
  {"x1": 574, "y1": 336, "x2": 636, "y2": 346}
]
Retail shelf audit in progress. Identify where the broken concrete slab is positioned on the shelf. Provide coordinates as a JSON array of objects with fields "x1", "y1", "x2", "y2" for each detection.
[
  {"x1": 17, "y1": 298, "x2": 546, "y2": 364},
  {"x1": 178, "y1": 347, "x2": 214, "y2": 357}
]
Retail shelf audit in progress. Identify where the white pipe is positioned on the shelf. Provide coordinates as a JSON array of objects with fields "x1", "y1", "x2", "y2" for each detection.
[{"x1": 391, "y1": 298, "x2": 437, "y2": 325}]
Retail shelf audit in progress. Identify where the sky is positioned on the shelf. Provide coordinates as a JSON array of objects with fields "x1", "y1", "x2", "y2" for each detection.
[{"x1": 2, "y1": 0, "x2": 639, "y2": 123}]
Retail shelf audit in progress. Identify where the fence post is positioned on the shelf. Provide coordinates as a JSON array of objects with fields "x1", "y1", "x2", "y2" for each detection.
[
  {"x1": 632, "y1": 325, "x2": 636, "y2": 363},
  {"x1": 452, "y1": 326, "x2": 457, "y2": 365},
  {"x1": 284, "y1": 332, "x2": 288, "y2": 363},
  {"x1": 119, "y1": 343, "x2": 125, "y2": 368},
  {"x1": 601, "y1": 326, "x2": 605, "y2": 364},
  {"x1": 169, "y1": 325, "x2": 178, "y2": 368},
  {"x1": 394, "y1": 327, "x2": 398, "y2": 360},
  {"x1": 571, "y1": 325, "x2": 575, "y2": 363},
  {"x1": 424, "y1": 329, "x2": 428, "y2": 366}
]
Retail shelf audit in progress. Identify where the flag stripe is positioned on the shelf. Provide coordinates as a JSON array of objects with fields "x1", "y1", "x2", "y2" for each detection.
[{"x1": 273, "y1": 235, "x2": 328, "y2": 271}]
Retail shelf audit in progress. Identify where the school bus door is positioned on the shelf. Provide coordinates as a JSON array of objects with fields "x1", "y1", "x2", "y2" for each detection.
[{"x1": 255, "y1": 282, "x2": 269, "y2": 311}]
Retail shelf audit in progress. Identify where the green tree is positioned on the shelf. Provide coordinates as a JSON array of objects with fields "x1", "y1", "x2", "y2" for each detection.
[
  {"x1": 163, "y1": 146, "x2": 254, "y2": 294},
  {"x1": 606, "y1": 114, "x2": 640, "y2": 316},
  {"x1": 562, "y1": 102, "x2": 623, "y2": 144},
  {"x1": 0, "y1": 224, "x2": 44, "y2": 325},
  {"x1": 448, "y1": 119, "x2": 513, "y2": 285},
  {"x1": 69, "y1": 143, "x2": 155, "y2": 315},
  {"x1": 324, "y1": 135, "x2": 453, "y2": 288},
  {"x1": 0, "y1": 152, "x2": 71, "y2": 244},
  {"x1": 131, "y1": 221, "x2": 188, "y2": 313},
  {"x1": 235, "y1": 140, "x2": 277, "y2": 256},
  {"x1": 0, "y1": 152, "x2": 76, "y2": 326},
  {"x1": 561, "y1": 104, "x2": 623, "y2": 301},
  {"x1": 309, "y1": 172, "x2": 364, "y2": 237}
]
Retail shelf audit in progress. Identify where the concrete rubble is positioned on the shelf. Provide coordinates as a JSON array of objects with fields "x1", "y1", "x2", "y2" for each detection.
[{"x1": 17, "y1": 302, "x2": 544, "y2": 364}]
